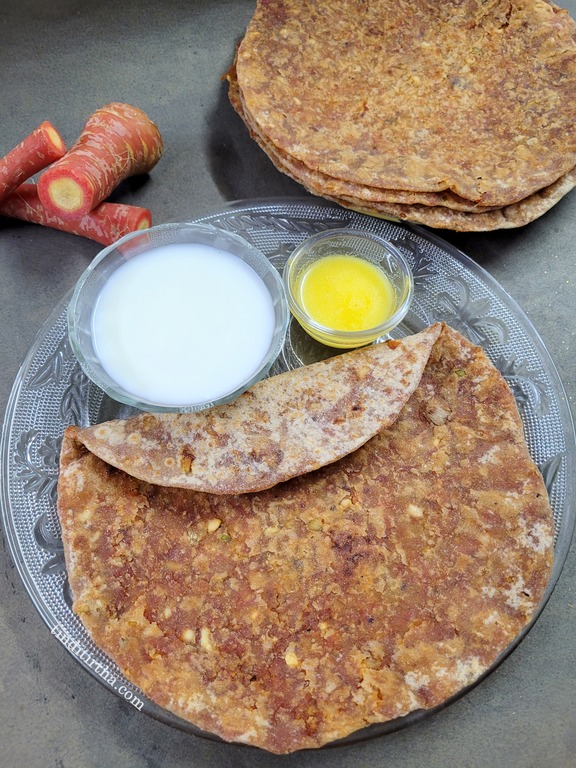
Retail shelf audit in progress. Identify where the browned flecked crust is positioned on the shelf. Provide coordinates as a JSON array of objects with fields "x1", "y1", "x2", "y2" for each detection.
[
  {"x1": 228, "y1": 65, "x2": 503, "y2": 213},
  {"x1": 227, "y1": 66, "x2": 576, "y2": 230},
  {"x1": 329, "y1": 169, "x2": 576, "y2": 230},
  {"x1": 72, "y1": 325, "x2": 441, "y2": 495},
  {"x1": 233, "y1": 0, "x2": 576, "y2": 209},
  {"x1": 57, "y1": 324, "x2": 554, "y2": 753}
]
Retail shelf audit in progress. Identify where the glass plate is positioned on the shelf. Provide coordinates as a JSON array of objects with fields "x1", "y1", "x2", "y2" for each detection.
[{"x1": 1, "y1": 198, "x2": 575, "y2": 747}]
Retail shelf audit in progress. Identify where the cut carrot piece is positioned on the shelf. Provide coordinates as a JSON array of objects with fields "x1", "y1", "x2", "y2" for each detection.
[
  {"x1": 0, "y1": 121, "x2": 66, "y2": 203},
  {"x1": 37, "y1": 102, "x2": 163, "y2": 219},
  {"x1": 0, "y1": 183, "x2": 152, "y2": 245}
]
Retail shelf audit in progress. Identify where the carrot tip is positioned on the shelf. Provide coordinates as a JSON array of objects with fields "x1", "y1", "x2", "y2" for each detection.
[{"x1": 41, "y1": 122, "x2": 67, "y2": 155}]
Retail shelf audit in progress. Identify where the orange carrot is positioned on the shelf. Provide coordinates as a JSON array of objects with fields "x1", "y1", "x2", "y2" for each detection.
[
  {"x1": 0, "y1": 183, "x2": 152, "y2": 245},
  {"x1": 0, "y1": 121, "x2": 66, "y2": 203},
  {"x1": 37, "y1": 102, "x2": 163, "y2": 220}
]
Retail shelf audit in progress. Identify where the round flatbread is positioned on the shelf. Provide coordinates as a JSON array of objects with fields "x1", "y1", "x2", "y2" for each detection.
[
  {"x1": 233, "y1": 0, "x2": 576, "y2": 207},
  {"x1": 228, "y1": 66, "x2": 501, "y2": 213},
  {"x1": 228, "y1": 67, "x2": 576, "y2": 230},
  {"x1": 57, "y1": 324, "x2": 554, "y2": 753}
]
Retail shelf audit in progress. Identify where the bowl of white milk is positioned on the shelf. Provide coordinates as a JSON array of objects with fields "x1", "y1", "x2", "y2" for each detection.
[{"x1": 68, "y1": 222, "x2": 289, "y2": 412}]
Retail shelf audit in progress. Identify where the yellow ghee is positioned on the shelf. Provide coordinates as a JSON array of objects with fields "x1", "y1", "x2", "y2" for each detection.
[{"x1": 298, "y1": 254, "x2": 396, "y2": 332}]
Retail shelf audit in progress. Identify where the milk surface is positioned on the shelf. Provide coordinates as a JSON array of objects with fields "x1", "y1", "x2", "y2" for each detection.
[{"x1": 91, "y1": 243, "x2": 276, "y2": 405}]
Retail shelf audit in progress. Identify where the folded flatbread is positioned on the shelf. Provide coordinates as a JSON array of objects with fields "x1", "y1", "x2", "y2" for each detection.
[
  {"x1": 57, "y1": 324, "x2": 554, "y2": 753},
  {"x1": 74, "y1": 324, "x2": 441, "y2": 495}
]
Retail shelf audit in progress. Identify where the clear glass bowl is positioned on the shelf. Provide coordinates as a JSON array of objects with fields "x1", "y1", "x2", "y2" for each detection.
[
  {"x1": 68, "y1": 222, "x2": 289, "y2": 412},
  {"x1": 283, "y1": 228, "x2": 414, "y2": 348}
]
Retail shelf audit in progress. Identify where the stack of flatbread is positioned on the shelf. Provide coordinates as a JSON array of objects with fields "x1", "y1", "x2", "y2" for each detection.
[
  {"x1": 57, "y1": 324, "x2": 554, "y2": 752},
  {"x1": 228, "y1": 0, "x2": 576, "y2": 230}
]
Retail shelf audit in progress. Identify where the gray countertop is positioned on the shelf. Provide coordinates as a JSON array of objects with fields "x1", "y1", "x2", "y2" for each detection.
[{"x1": 1, "y1": 2, "x2": 575, "y2": 766}]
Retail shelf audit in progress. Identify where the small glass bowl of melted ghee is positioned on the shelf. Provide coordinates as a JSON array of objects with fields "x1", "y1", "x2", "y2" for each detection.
[{"x1": 283, "y1": 228, "x2": 414, "y2": 348}]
